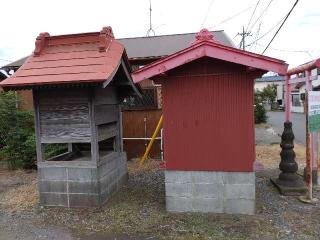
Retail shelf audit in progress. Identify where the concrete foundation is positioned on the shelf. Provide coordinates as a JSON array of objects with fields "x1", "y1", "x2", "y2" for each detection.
[
  {"x1": 38, "y1": 152, "x2": 127, "y2": 207},
  {"x1": 165, "y1": 171, "x2": 255, "y2": 214}
]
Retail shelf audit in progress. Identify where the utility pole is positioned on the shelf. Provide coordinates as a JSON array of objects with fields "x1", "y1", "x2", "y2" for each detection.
[{"x1": 238, "y1": 26, "x2": 252, "y2": 50}]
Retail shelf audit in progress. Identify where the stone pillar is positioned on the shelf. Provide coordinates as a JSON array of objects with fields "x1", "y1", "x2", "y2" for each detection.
[{"x1": 271, "y1": 121, "x2": 306, "y2": 195}]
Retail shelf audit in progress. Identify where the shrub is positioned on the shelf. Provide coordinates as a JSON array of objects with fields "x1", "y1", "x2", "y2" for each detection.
[
  {"x1": 0, "y1": 92, "x2": 70, "y2": 169},
  {"x1": 44, "y1": 143, "x2": 68, "y2": 160},
  {"x1": 0, "y1": 91, "x2": 36, "y2": 169},
  {"x1": 254, "y1": 103, "x2": 267, "y2": 124}
]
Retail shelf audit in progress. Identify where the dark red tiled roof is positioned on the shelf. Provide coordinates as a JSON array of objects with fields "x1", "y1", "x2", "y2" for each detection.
[{"x1": 0, "y1": 26, "x2": 125, "y2": 88}]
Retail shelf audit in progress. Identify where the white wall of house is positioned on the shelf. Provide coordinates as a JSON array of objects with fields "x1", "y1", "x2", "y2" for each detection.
[
  {"x1": 291, "y1": 93, "x2": 304, "y2": 113},
  {"x1": 277, "y1": 71, "x2": 320, "y2": 113}
]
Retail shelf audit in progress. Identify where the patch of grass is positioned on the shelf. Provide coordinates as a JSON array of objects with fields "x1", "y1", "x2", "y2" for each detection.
[{"x1": 0, "y1": 179, "x2": 38, "y2": 212}]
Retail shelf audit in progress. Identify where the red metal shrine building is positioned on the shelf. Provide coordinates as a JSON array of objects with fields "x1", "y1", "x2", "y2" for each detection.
[{"x1": 133, "y1": 29, "x2": 288, "y2": 214}]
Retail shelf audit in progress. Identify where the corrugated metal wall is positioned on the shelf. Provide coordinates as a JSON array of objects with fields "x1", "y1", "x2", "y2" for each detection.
[{"x1": 162, "y1": 58, "x2": 255, "y2": 172}]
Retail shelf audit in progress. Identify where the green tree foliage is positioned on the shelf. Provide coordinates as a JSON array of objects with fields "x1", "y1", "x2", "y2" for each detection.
[
  {"x1": 255, "y1": 84, "x2": 277, "y2": 110},
  {"x1": 254, "y1": 103, "x2": 267, "y2": 124},
  {"x1": 254, "y1": 89, "x2": 267, "y2": 124},
  {"x1": 0, "y1": 91, "x2": 69, "y2": 169},
  {"x1": 0, "y1": 91, "x2": 36, "y2": 169},
  {"x1": 261, "y1": 84, "x2": 277, "y2": 109}
]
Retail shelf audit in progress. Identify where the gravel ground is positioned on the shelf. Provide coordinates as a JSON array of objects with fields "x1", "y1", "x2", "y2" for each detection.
[
  {"x1": 256, "y1": 170, "x2": 320, "y2": 240},
  {"x1": 255, "y1": 124, "x2": 280, "y2": 145},
  {"x1": 0, "y1": 155, "x2": 319, "y2": 239}
]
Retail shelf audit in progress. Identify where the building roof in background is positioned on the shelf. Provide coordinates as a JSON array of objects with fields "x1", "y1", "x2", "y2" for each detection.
[
  {"x1": 2, "y1": 30, "x2": 233, "y2": 70},
  {"x1": 118, "y1": 30, "x2": 234, "y2": 60},
  {"x1": 132, "y1": 29, "x2": 288, "y2": 82},
  {"x1": 255, "y1": 75, "x2": 284, "y2": 82},
  {"x1": 2, "y1": 56, "x2": 29, "y2": 69},
  {"x1": 0, "y1": 27, "x2": 133, "y2": 89},
  {"x1": 0, "y1": 70, "x2": 9, "y2": 80}
]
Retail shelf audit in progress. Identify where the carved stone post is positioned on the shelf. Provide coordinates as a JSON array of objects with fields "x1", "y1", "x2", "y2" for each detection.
[{"x1": 271, "y1": 121, "x2": 306, "y2": 195}]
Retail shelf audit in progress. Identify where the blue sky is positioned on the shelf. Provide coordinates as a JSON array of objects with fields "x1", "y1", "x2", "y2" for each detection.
[{"x1": 0, "y1": 0, "x2": 319, "y2": 68}]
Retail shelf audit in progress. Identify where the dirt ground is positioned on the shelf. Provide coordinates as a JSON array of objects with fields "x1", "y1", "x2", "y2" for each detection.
[
  {"x1": 0, "y1": 144, "x2": 319, "y2": 240},
  {"x1": 256, "y1": 143, "x2": 307, "y2": 170}
]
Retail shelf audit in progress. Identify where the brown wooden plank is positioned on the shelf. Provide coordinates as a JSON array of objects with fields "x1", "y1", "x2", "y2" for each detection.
[
  {"x1": 94, "y1": 105, "x2": 119, "y2": 125},
  {"x1": 39, "y1": 103, "x2": 89, "y2": 112},
  {"x1": 94, "y1": 87, "x2": 119, "y2": 105},
  {"x1": 40, "y1": 123, "x2": 91, "y2": 143},
  {"x1": 122, "y1": 109, "x2": 162, "y2": 159},
  {"x1": 98, "y1": 123, "x2": 118, "y2": 142},
  {"x1": 89, "y1": 89, "x2": 99, "y2": 163},
  {"x1": 33, "y1": 90, "x2": 44, "y2": 162},
  {"x1": 39, "y1": 107, "x2": 89, "y2": 125}
]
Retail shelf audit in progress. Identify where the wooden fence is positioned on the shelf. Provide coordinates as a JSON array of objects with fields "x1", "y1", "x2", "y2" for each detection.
[{"x1": 122, "y1": 109, "x2": 162, "y2": 160}]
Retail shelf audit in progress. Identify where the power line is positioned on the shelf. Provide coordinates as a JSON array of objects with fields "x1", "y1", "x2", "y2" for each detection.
[
  {"x1": 208, "y1": 4, "x2": 255, "y2": 29},
  {"x1": 256, "y1": 43, "x2": 314, "y2": 58},
  {"x1": 248, "y1": 0, "x2": 274, "y2": 32},
  {"x1": 246, "y1": 15, "x2": 286, "y2": 47},
  {"x1": 245, "y1": 0, "x2": 261, "y2": 32},
  {"x1": 200, "y1": 0, "x2": 215, "y2": 29},
  {"x1": 0, "y1": 58, "x2": 12, "y2": 62},
  {"x1": 262, "y1": 0, "x2": 299, "y2": 54},
  {"x1": 250, "y1": 22, "x2": 262, "y2": 51}
]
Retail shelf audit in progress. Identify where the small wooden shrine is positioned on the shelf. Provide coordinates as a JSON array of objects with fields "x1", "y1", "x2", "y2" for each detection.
[{"x1": 0, "y1": 26, "x2": 141, "y2": 207}]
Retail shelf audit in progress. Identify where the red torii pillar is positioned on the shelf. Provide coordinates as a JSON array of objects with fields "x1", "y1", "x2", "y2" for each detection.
[{"x1": 272, "y1": 58, "x2": 320, "y2": 195}]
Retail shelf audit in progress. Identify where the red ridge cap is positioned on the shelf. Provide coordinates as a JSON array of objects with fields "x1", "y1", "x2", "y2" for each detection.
[
  {"x1": 99, "y1": 26, "x2": 114, "y2": 52},
  {"x1": 191, "y1": 28, "x2": 219, "y2": 45},
  {"x1": 34, "y1": 32, "x2": 50, "y2": 56}
]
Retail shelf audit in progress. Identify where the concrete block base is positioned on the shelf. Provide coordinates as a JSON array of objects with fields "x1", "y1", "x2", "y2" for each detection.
[
  {"x1": 165, "y1": 171, "x2": 255, "y2": 215},
  {"x1": 38, "y1": 152, "x2": 127, "y2": 207}
]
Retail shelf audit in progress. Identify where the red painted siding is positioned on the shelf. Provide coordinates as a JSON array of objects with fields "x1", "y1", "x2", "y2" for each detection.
[{"x1": 161, "y1": 58, "x2": 255, "y2": 172}]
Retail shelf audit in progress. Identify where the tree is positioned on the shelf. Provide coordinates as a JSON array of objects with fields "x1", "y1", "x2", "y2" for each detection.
[
  {"x1": 254, "y1": 89, "x2": 267, "y2": 124},
  {"x1": 254, "y1": 103, "x2": 267, "y2": 123},
  {"x1": 261, "y1": 84, "x2": 277, "y2": 110},
  {"x1": 0, "y1": 91, "x2": 36, "y2": 169}
]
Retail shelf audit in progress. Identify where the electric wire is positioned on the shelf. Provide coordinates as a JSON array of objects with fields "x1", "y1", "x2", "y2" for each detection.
[
  {"x1": 208, "y1": 4, "x2": 255, "y2": 29},
  {"x1": 245, "y1": 0, "x2": 261, "y2": 32},
  {"x1": 250, "y1": 22, "x2": 262, "y2": 51},
  {"x1": 248, "y1": 0, "x2": 274, "y2": 32},
  {"x1": 256, "y1": 43, "x2": 314, "y2": 58},
  {"x1": 200, "y1": 0, "x2": 216, "y2": 29},
  {"x1": 262, "y1": 0, "x2": 299, "y2": 54},
  {"x1": 0, "y1": 59, "x2": 12, "y2": 62},
  {"x1": 246, "y1": 15, "x2": 286, "y2": 47}
]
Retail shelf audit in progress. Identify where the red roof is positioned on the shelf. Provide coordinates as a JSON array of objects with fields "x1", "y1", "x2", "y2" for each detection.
[
  {"x1": 0, "y1": 26, "x2": 126, "y2": 88},
  {"x1": 132, "y1": 29, "x2": 288, "y2": 82}
]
